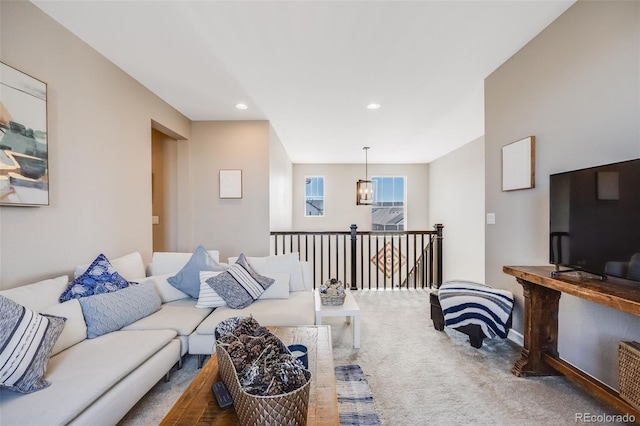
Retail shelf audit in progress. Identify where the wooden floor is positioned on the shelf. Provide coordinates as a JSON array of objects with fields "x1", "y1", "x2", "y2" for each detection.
[{"x1": 160, "y1": 325, "x2": 339, "y2": 426}]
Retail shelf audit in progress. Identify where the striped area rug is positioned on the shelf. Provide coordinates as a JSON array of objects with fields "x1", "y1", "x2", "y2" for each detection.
[{"x1": 335, "y1": 365, "x2": 381, "y2": 426}]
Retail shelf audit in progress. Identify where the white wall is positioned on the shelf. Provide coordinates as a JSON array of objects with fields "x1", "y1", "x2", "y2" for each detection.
[
  {"x1": 269, "y1": 125, "x2": 293, "y2": 232},
  {"x1": 292, "y1": 163, "x2": 430, "y2": 232},
  {"x1": 429, "y1": 136, "x2": 485, "y2": 283},
  {"x1": 485, "y1": 0, "x2": 640, "y2": 388},
  {"x1": 0, "y1": 1, "x2": 190, "y2": 289}
]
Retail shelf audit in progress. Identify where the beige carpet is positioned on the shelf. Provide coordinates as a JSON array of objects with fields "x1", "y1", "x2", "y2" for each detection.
[{"x1": 119, "y1": 289, "x2": 621, "y2": 425}]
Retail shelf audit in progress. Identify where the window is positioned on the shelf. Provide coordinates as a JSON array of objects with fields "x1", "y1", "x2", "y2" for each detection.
[
  {"x1": 372, "y1": 176, "x2": 405, "y2": 230},
  {"x1": 305, "y1": 176, "x2": 324, "y2": 217}
]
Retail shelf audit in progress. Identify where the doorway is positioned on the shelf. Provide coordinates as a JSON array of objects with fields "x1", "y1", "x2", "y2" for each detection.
[{"x1": 151, "y1": 128, "x2": 178, "y2": 252}]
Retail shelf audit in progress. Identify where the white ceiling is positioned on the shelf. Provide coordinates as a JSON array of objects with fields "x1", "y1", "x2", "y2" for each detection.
[{"x1": 32, "y1": 0, "x2": 575, "y2": 164}]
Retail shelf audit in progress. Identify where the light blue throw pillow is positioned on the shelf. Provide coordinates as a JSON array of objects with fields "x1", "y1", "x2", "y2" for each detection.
[
  {"x1": 59, "y1": 253, "x2": 131, "y2": 302},
  {"x1": 78, "y1": 281, "x2": 161, "y2": 339},
  {"x1": 167, "y1": 245, "x2": 226, "y2": 298}
]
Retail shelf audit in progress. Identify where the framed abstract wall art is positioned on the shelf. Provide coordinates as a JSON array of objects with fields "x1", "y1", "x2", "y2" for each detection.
[{"x1": 0, "y1": 62, "x2": 49, "y2": 206}]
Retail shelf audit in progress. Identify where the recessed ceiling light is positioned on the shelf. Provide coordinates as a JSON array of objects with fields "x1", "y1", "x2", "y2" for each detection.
[
  {"x1": 366, "y1": 103, "x2": 381, "y2": 110},
  {"x1": 235, "y1": 103, "x2": 248, "y2": 110}
]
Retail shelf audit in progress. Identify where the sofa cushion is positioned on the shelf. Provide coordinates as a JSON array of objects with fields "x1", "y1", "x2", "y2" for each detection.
[
  {"x1": 0, "y1": 275, "x2": 69, "y2": 312},
  {"x1": 192, "y1": 291, "x2": 314, "y2": 337},
  {"x1": 150, "y1": 249, "x2": 221, "y2": 276},
  {"x1": 167, "y1": 245, "x2": 227, "y2": 298},
  {"x1": 0, "y1": 295, "x2": 66, "y2": 394},
  {"x1": 40, "y1": 299, "x2": 87, "y2": 356},
  {"x1": 258, "y1": 272, "x2": 290, "y2": 300},
  {"x1": 196, "y1": 271, "x2": 226, "y2": 308},
  {"x1": 300, "y1": 261, "x2": 313, "y2": 291},
  {"x1": 229, "y1": 252, "x2": 305, "y2": 292},
  {"x1": 123, "y1": 298, "x2": 213, "y2": 336},
  {"x1": 0, "y1": 329, "x2": 178, "y2": 426},
  {"x1": 143, "y1": 274, "x2": 190, "y2": 303},
  {"x1": 79, "y1": 281, "x2": 161, "y2": 338},
  {"x1": 59, "y1": 254, "x2": 132, "y2": 302},
  {"x1": 208, "y1": 254, "x2": 274, "y2": 309},
  {"x1": 74, "y1": 252, "x2": 146, "y2": 281}
]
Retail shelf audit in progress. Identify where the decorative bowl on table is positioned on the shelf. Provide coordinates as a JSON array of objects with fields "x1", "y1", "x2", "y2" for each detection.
[{"x1": 319, "y1": 278, "x2": 346, "y2": 306}]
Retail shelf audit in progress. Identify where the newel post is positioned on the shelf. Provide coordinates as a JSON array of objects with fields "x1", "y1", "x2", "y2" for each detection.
[
  {"x1": 350, "y1": 224, "x2": 358, "y2": 290},
  {"x1": 435, "y1": 223, "x2": 444, "y2": 288}
]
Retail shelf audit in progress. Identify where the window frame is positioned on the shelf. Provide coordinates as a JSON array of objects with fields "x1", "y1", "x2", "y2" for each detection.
[
  {"x1": 371, "y1": 175, "x2": 406, "y2": 231},
  {"x1": 304, "y1": 175, "x2": 325, "y2": 217}
]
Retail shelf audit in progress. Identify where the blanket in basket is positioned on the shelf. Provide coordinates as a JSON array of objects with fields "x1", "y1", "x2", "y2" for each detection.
[{"x1": 438, "y1": 280, "x2": 513, "y2": 339}]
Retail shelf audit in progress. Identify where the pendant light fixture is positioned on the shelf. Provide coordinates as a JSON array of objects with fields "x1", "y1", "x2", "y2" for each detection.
[{"x1": 356, "y1": 146, "x2": 374, "y2": 205}]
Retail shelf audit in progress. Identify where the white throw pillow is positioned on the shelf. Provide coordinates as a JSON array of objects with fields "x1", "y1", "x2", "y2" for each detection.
[
  {"x1": 143, "y1": 274, "x2": 190, "y2": 303},
  {"x1": 196, "y1": 271, "x2": 226, "y2": 308},
  {"x1": 228, "y1": 252, "x2": 304, "y2": 292},
  {"x1": 0, "y1": 275, "x2": 69, "y2": 312},
  {"x1": 74, "y1": 252, "x2": 146, "y2": 281},
  {"x1": 41, "y1": 299, "x2": 87, "y2": 356},
  {"x1": 149, "y1": 250, "x2": 221, "y2": 276},
  {"x1": 258, "y1": 272, "x2": 290, "y2": 300}
]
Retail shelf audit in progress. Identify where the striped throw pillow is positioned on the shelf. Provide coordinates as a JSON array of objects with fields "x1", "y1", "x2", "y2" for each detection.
[
  {"x1": 208, "y1": 254, "x2": 274, "y2": 309},
  {"x1": 0, "y1": 295, "x2": 66, "y2": 393},
  {"x1": 196, "y1": 271, "x2": 226, "y2": 308}
]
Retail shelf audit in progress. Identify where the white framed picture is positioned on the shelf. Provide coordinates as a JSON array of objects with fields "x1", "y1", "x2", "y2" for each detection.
[
  {"x1": 219, "y1": 169, "x2": 242, "y2": 199},
  {"x1": 502, "y1": 136, "x2": 535, "y2": 191}
]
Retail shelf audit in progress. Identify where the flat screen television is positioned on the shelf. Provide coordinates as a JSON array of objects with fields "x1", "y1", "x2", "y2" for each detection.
[{"x1": 549, "y1": 158, "x2": 640, "y2": 282}]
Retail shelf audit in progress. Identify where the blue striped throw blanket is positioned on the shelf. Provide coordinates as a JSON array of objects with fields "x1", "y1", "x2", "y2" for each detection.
[{"x1": 438, "y1": 280, "x2": 514, "y2": 339}]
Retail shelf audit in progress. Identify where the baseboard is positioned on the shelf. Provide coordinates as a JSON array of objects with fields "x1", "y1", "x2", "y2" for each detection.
[{"x1": 507, "y1": 329, "x2": 524, "y2": 347}]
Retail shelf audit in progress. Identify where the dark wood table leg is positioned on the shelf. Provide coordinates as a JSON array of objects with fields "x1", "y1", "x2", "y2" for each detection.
[
  {"x1": 430, "y1": 292, "x2": 445, "y2": 331},
  {"x1": 512, "y1": 278, "x2": 562, "y2": 377}
]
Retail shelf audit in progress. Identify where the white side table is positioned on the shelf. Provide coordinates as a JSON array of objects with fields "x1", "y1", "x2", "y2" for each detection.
[{"x1": 314, "y1": 289, "x2": 361, "y2": 348}]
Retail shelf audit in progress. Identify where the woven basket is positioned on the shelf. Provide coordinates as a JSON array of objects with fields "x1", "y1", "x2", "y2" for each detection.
[
  {"x1": 216, "y1": 341, "x2": 311, "y2": 426},
  {"x1": 619, "y1": 341, "x2": 640, "y2": 411},
  {"x1": 320, "y1": 292, "x2": 346, "y2": 306}
]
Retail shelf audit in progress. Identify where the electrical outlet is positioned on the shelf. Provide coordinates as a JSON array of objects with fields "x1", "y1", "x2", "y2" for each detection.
[{"x1": 486, "y1": 213, "x2": 496, "y2": 225}]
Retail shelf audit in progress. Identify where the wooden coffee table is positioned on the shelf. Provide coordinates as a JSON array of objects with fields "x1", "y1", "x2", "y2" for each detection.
[{"x1": 160, "y1": 325, "x2": 338, "y2": 425}]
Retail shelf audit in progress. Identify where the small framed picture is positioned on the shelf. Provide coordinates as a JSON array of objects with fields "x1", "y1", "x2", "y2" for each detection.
[
  {"x1": 219, "y1": 169, "x2": 242, "y2": 199},
  {"x1": 502, "y1": 136, "x2": 535, "y2": 191}
]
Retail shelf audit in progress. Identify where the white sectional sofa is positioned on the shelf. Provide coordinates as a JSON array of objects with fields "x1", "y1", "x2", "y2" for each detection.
[
  {"x1": 0, "y1": 274, "x2": 181, "y2": 426},
  {"x1": 0, "y1": 250, "x2": 315, "y2": 426}
]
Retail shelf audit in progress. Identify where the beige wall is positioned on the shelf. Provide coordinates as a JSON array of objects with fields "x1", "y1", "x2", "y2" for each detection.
[
  {"x1": 189, "y1": 121, "x2": 272, "y2": 262},
  {"x1": 0, "y1": 1, "x2": 190, "y2": 289},
  {"x1": 292, "y1": 163, "x2": 430, "y2": 232},
  {"x1": 485, "y1": 0, "x2": 640, "y2": 388},
  {"x1": 428, "y1": 136, "x2": 485, "y2": 283}
]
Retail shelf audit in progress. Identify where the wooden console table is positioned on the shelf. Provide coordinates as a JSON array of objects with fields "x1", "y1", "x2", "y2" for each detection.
[{"x1": 504, "y1": 265, "x2": 640, "y2": 418}]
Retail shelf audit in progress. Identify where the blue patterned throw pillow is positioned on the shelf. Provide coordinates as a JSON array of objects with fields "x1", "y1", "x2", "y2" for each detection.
[{"x1": 59, "y1": 254, "x2": 132, "y2": 302}]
